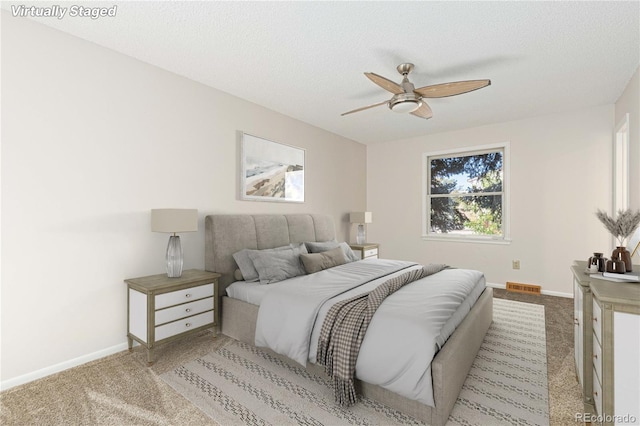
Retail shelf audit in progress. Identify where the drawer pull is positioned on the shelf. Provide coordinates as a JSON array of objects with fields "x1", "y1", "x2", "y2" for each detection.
[
  {"x1": 186, "y1": 308, "x2": 192, "y2": 313},
  {"x1": 593, "y1": 317, "x2": 598, "y2": 322},
  {"x1": 593, "y1": 391, "x2": 598, "y2": 397},
  {"x1": 185, "y1": 294, "x2": 192, "y2": 298},
  {"x1": 574, "y1": 318, "x2": 579, "y2": 325},
  {"x1": 593, "y1": 354, "x2": 598, "y2": 359},
  {"x1": 185, "y1": 322, "x2": 191, "y2": 328}
]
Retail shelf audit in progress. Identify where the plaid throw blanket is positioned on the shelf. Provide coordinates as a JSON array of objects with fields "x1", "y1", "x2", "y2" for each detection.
[{"x1": 316, "y1": 263, "x2": 447, "y2": 406}]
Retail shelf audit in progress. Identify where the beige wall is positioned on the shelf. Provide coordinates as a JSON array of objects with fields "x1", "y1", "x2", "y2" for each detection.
[
  {"x1": 367, "y1": 105, "x2": 614, "y2": 295},
  {"x1": 0, "y1": 14, "x2": 366, "y2": 385},
  {"x1": 615, "y1": 67, "x2": 640, "y2": 211}
]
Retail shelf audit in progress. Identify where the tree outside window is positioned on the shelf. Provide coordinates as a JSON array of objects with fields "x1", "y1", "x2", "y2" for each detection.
[{"x1": 423, "y1": 143, "x2": 509, "y2": 242}]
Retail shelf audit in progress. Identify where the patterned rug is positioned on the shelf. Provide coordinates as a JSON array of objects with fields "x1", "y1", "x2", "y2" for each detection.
[{"x1": 161, "y1": 298, "x2": 549, "y2": 425}]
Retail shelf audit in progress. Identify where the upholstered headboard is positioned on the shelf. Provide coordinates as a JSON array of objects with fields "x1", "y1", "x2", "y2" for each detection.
[{"x1": 204, "y1": 214, "x2": 336, "y2": 293}]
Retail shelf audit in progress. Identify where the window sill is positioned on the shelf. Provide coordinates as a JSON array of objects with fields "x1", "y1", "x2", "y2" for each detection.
[{"x1": 422, "y1": 235, "x2": 512, "y2": 245}]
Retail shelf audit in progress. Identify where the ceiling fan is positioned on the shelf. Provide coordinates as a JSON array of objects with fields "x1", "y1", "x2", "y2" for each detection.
[{"x1": 341, "y1": 63, "x2": 491, "y2": 119}]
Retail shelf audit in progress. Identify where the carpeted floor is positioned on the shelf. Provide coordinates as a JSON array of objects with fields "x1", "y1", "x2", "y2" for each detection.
[{"x1": 0, "y1": 290, "x2": 584, "y2": 425}]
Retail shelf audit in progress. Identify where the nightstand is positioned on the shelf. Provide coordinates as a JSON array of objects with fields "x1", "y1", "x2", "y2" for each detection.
[
  {"x1": 349, "y1": 243, "x2": 379, "y2": 260},
  {"x1": 125, "y1": 269, "x2": 220, "y2": 365}
]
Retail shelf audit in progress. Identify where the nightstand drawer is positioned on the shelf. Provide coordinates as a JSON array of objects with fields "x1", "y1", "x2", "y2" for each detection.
[
  {"x1": 364, "y1": 248, "x2": 378, "y2": 258},
  {"x1": 155, "y1": 283, "x2": 214, "y2": 309},
  {"x1": 155, "y1": 310, "x2": 214, "y2": 341},
  {"x1": 592, "y1": 332, "x2": 602, "y2": 382},
  {"x1": 592, "y1": 298, "x2": 602, "y2": 344},
  {"x1": 593, "y1": 367, "x2": 602, "y2": 415},
  {"x1": 155, "y1": 297, "x2": 214, "y2": 325}
]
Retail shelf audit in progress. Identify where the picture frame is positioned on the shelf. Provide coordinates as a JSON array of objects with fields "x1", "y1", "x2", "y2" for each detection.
[{"x1": 240, "y1": 133, "x2": 305, "y2": 203}]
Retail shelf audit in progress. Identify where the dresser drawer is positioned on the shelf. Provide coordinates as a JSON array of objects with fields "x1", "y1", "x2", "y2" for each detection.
[
  {"x1": 155, "y1": 297, "x2": 214, "y2": 325},
  {"x1": 364, "y1": 248, "x2": 378, "y2": 258},
  {"x1": 592, "y1": 332, "x2": 602, "y2": 383},
  {"x1": 593, "y1": 367, "x2": 603, "y2": 416},
  {"x1": 592, "y1": 298, "x2": 602, "y2": 344},
  {"x1": 155, "y1": 310, "x2": 214, "y2": 341},
  {"x1": 155, "y1": 283, "x2": 214, "y2": 310}
]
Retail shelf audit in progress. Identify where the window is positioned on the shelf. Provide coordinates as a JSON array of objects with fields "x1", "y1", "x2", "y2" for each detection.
[{"x1": 422, "y1": 143, "x2": 510, "y2": 243}]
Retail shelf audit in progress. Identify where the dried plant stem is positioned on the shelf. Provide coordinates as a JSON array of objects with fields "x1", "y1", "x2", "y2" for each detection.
[{"x1": 596, "y1": 209, "x2": 640, "y2": 246}]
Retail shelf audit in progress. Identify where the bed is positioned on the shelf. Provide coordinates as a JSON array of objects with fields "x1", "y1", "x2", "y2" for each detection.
[{"x1": 205, "y1": 213, "x2": 493, "y2": 426}]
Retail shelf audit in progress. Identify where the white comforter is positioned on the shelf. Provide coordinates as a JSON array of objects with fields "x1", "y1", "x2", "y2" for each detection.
[{"x1": 254, "y1": 259, "x2": 485, "y2": 407}]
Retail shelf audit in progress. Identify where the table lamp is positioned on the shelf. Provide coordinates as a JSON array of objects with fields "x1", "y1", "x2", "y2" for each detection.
[
  {"x1": 350, "y1": 212, "x2": 372, "y2": 245},
  {"x1": 151, "y1": 209, "x2": 198, "y2": 277}
]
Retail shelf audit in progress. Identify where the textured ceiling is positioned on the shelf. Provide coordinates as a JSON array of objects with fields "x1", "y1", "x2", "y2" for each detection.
[{"x1": 4, "y1": 1, "x2": 639, "y2": 144}]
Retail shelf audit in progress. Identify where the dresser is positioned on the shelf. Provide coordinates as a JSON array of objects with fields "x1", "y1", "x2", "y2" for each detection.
[
  {"x1": 571, "y1": 261, "x2": 640, "y2": 424},
  {"x1": 349, "y1": 243, "x2": 379, "y2": 260},
  {"x1": 125, "y1": 269, "x2": 220, "y2": 364}
]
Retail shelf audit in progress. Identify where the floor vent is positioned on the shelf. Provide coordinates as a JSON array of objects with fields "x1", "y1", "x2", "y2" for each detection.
[{"x1": 506, "y1": 282, "x2": 541, "y2": 295}]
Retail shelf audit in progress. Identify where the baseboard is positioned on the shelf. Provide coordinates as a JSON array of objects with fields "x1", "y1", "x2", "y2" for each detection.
[
  {"x1": 0, "y1": 342, "x2": 129, "y2": 391},
  {"x1": 486, "y1": 282, "x2": 572, "y2": 299}
]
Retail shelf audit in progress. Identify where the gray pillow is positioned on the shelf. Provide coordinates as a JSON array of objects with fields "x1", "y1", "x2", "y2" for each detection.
[
  {"x1": 305, "y1": 240, "x2": 359, "y2": 262},
  {"x1": 248, "y1": 245, "x2": 307, "y2": 285},
  {"x1": 249, "y1": 248, "x2": 306, "y2": 284},
  {"x1": 232, "y1": 243, "x2": 307, "y2": 282},
  {"x1": 300, "y1": 246, "x2": 347, "y2": 274}
]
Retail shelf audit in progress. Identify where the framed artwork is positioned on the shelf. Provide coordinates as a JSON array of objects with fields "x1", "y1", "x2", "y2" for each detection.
[{"x1": 240, "y1": 133, "x2": 305, "y2": 203}]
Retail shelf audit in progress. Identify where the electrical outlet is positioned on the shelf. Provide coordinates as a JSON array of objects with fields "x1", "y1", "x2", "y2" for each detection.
[{"x1": 512, "y1": 260, "x2": 520, "y2": 270}]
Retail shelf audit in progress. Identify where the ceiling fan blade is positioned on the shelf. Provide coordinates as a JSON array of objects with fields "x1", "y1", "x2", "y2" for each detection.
[
  {"x1": 411, "y1": 102, "x2": 433, "y2": 119},
  {"x1": 365, "y1": 72, "x2": 405, "y2": 95},
  {"x1": 414, "y1": 79, "x2": 491, "y2": 98},
  {"x1": 341, "y1": 100, "x2": 389, "y2": 116}
]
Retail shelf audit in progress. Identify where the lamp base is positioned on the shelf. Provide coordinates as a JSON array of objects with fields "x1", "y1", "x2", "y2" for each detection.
[
  {"x1": 166, "y1": 235, "x2": 183, "y2": 277},
  {"x1": 356, "y1": 224, "x2": 365, "y2": 245}
]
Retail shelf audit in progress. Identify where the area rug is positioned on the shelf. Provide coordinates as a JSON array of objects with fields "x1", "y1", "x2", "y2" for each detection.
[{"x1": 161, "y1": 298, "x2": 549, "y2": 425}]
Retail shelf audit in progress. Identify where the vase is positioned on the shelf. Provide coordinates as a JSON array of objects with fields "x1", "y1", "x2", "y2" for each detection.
[
  {"x1": 611, "y1": 246, "x2": 632, "y2": 272},
  {"x1": 606, "y1": 258, "x2": 626, "y2": 274},
  {"x1": 588, "y1": 252, "x2": 607, "y2": 272}
]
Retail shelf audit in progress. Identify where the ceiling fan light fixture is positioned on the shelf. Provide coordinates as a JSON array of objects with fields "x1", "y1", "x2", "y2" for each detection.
[{"x1": 390, "y1": 99, "x2": 421, "y2": 113}]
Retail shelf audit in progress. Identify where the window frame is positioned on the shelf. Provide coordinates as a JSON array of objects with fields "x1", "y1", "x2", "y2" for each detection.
[
  {"x1": 422, "y1": 142, "x2": 511, "y2": 244},
  {"x1": 613, "y1": 114, "x2": 630, "y2": 251}
]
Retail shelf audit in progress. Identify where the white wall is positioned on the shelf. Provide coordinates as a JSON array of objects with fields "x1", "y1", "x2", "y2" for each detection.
[
  {"x1": 615, "y1": 67, "x2": 640, "y2": 211},
  {"x1": 0, "y1": 14, "x2": 366, "y2": 385},
  {"x1": 367, "y1": 105, "x2": 614, "y2": 295}
]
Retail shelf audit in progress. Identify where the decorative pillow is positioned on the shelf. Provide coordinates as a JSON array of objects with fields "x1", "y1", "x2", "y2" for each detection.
[
  {"x1": 304, "y1": 240, "x2": 359, "y2": 262},
  {"x1": 304, "y1": 240, "x2": 338, "y2": 253},
  {"x1": 248, "y1": 245, "x2": 307, "y2": 285},
  {"x1": 232, "y1": 243, "x2": 307, "y2": 282},
  {"x1": 300, "y1": 246, "x2": 347, "y2": 274}
]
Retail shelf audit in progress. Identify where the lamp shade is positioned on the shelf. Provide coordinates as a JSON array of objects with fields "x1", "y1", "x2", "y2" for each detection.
[
  {"x1": 151, "y1": 209, "x2": 198, "y2": 233},
  {"x1": 350, "y1": 212, "x2": 373, "y2": 224}
]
